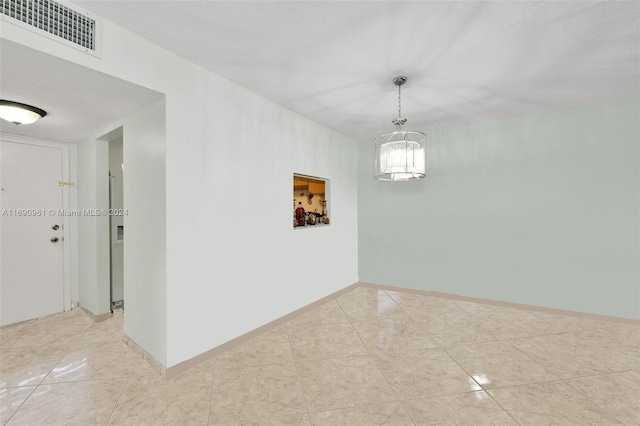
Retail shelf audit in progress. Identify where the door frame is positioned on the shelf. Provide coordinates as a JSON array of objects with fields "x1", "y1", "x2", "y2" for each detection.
[{"x1": 0, "y1": 133, "x2": 73, "y2": 311}]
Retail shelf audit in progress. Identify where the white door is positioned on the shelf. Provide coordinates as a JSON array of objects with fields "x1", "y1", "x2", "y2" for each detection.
[{"x1": 0, "y1": 141, "x2": 65, "y2": 326}]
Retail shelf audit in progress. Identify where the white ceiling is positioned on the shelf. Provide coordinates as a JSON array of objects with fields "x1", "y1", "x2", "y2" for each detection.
[
  {"x1": 0, "y1": 39, "x2": 161, "y2": 143},
  {"x1": 2, "y1": 1, "x2": 639, "y2": 143},
  {"x1": 73, "y1": 0, "x2": 640, "y2": 142}
]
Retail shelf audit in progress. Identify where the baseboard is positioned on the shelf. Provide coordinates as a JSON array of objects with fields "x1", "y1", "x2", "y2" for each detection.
[
  {"x1": 358, "y1": 281, "x2": 640, "y2": 326},
  {"x1": 127, "y1": 280, "x2": 639, "y2": 380},
  {"x1": 78, "y1": 305, "x2": 112, "y2": 323},
  {"x1": 163, "y1": 282, "x2": 361, "y2": 380},
  {"x1": 122, "y1": 334, "x2": 167, "y2": 377}
]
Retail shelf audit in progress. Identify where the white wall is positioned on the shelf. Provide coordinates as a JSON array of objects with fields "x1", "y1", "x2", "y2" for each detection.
[
  {"x1": 2, "y1": 15, "x2": 358, "y2": 367},
  {"x1": 123, "y1": 98, "x2": 167, "y2": 365},
  {"x1": 359, "y1": 98, "x2": 640, "y2": 320},
  {"x1": 77, "y1": 101, "x2": 166, "y2": 364},
  {"x1": 77, "y1": 137, "x2": 110, "y2": 315},
  {"x1": 69, "y1": 144, "x2": 79, "y2": 303},
  {"x1": 164, "y1": 76, "x2": 358, "y2": 366}
]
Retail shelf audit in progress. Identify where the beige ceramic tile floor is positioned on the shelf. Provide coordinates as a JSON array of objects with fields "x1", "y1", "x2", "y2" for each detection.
[{"x1": 1, "y1": 286, "x2": 639, "y2": 425}]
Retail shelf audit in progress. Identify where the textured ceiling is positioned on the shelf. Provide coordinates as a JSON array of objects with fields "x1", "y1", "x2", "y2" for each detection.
[
  {"x1": 72, "y1": 1, "x2": 640, "y2": 142},
  {"x1": 2, "y1": 2, "x2": 638, "y2": 143},
  {"x1": 0, "y1": 39, "x2": 161, "y2": 143}
]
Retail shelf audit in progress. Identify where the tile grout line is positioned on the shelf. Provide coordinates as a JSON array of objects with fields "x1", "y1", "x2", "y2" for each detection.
[
  {"x1": 28, "y1": 375, "x2": 149, "y2": 386},
  {"x1": 285, "y1": 317, "x2": 350, "y2": 331},
  {"x1": 440, "y1": 305, "x2": 629, "y2": 425},
  {"x1": 374, "y1": 290, "x2": 538, "y2": 420},
  {"x1": 1, "y1": 385, "x2": 39, "y2": 426},
  {"x1": 381, "y1": 290, "x2": 443, "y2": 349},
  {"x1": 284, "y1": 317, "x2": 312, "y2": 421},
  {"x1": 455, "y1": 300, "x2": 548, "y2": 341},
  {"x1": 483, "y1": 377, "x2": 628, "y2": 426},
  {"x1": 561, "y1": 375, "x2": 631, "y2": 425},
  {"x1": 508, "y1": 330, "x2": 634, "y2": 379},
  {"x1": 2, "y1": 331, "x2": 79, "y2": 426},
  {"x1": 0, "y1": 327, "x2": 21, "y2": 345},
  {"x1": 385, "y1": 290, "x2": 527, "y2": 426},
  {"x1": 102, "y1": 315, "x2": 131, "y2": 425},
  {"x1": 387, "y1": 292, "x2": 515, "y2": 348},
  {"x1": 453, "y1": 299, "x2": 613, "y2": 346},
  {"x1": 206, "y1": 360, "x2": 216, "y2": 426},
  {"x1": 503, "y1": 338, "x2": 562, "y2": 382},
  {"x1": 432, "y1": 336, "x2": 525, "y2": 426},
  {"x1": 557, "y1": 368, "x2": 639, "y2": 381},
  {"x1": 336, "y1": 290, "x2": 417, "y2": 426},
  {"x1": 379, "y1": 289, "x2": 482, "y2": 425},
  {"x1": 480, "y1": 388, "x2": 524, "y2": 426},
  {"x1": 104, "y1": 376, "x2": 129, "y2": 426}
]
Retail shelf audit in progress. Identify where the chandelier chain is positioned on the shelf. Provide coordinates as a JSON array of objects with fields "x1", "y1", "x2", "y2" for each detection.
[
  {"x1": 398, "y1": 83, "x2": 402, "y2": 119},
  {"x1": 391, "y1": 76, "x2": 408, "y2": 127}
]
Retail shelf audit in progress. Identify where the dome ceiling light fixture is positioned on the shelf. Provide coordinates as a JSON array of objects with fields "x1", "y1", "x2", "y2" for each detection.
[
  {"x1": 0, "y1": 100, "x2": 47, "y2": 125},
  {"x1": 374, "y1": 76, "x2": 426, "y2": 181}
]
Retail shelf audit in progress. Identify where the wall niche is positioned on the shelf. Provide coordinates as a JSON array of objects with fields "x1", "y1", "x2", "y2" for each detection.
[{"x1": 293, "y1": 174, "x2": 330, "y2": 228}]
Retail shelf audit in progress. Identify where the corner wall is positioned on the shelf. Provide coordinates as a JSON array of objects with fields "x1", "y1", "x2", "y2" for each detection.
[
  {"x1": 165, "y1": 83, "x2": 358, "y2": 365},
  {"x1": 77, "y1": 137, "x2": 110, "y2": 315},
  {"x1": 359, "y1": 98, "x2": 640, "y2": 320},
  {"x1": 123, "y1": 98, "x2": 167, "y2": 365},
  {"x1": 2, "y1": 15, "x2": 358, "y2": 367}
]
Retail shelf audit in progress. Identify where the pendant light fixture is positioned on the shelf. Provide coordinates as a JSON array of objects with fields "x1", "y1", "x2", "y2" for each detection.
[
  {"x1": 0, "y1": 100, "x2": 47, "y2": 125},
  {"x1": 374, "y1": 76, "x2": 425, "y2": 181}
]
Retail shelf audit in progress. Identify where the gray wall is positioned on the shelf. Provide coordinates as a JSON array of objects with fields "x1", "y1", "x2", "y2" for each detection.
[{"x1": 359, "y1": 98, "x2": 640, "y2": 319}]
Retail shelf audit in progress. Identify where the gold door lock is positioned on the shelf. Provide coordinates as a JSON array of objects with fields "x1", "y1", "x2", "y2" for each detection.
[{"x1": 50, "y1": 237, "x2": 59, "y2": 243}]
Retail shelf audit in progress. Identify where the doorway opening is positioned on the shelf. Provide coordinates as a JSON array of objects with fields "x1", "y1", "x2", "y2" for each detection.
[{"x1": 101, "y1": 127, "x2": 125, "y2": 312}]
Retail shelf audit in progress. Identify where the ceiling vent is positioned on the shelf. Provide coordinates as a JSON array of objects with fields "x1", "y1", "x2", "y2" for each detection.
[{"x1": 1, "y1": 0, "x2": 101, "y2": 57}]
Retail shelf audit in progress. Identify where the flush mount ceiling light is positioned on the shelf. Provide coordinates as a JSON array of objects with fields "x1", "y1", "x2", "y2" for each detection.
[
  {"x1": 0, "y1": 100, "x2": 47, "y2": 125},
  {"x1": 374, "y1": 76, "x2": 426, "y2": 181}
]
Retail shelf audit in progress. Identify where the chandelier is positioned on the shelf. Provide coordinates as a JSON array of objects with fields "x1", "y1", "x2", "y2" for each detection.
[{"x1": 374, "y1": 76, "x2": 426, "y2": 181}]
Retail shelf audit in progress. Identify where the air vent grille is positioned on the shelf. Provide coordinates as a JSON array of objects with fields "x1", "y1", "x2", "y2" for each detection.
[{"x1": 1, "y1": 0, "x2": 98, "y2": 53}]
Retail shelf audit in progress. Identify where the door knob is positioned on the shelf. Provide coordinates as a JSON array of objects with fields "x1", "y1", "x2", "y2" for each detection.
[
  {"x1": 51, "y1": 224, "x2": 60, "y2": 230},
  {"x1": 50, "y1": 237, "x2": 59, "y2": 243}
]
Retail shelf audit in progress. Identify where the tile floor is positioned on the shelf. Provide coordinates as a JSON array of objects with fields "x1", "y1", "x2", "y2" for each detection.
[{"x1": 1, "y1": 286, "x2": 639, "y2": 425}]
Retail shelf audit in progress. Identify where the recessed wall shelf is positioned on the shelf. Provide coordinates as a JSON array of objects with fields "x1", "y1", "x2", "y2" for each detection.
[{"x1": 293, "y1": 173, "x2": 330, "y2": 228}]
